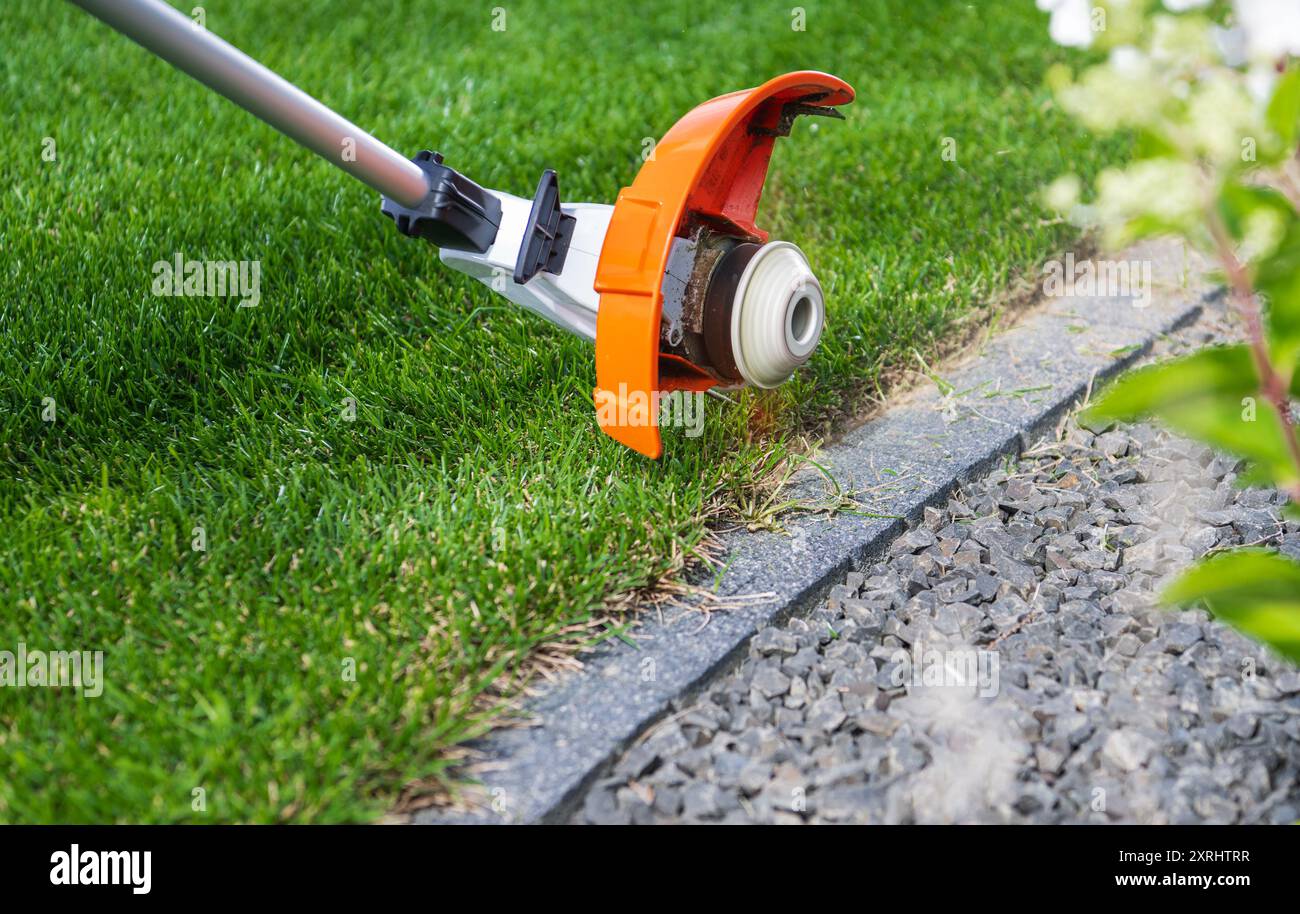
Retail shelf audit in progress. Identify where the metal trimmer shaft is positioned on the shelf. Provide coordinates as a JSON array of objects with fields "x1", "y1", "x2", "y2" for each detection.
[{"x1": 68, "y1": 0, "x2": 430, "y2": 208}]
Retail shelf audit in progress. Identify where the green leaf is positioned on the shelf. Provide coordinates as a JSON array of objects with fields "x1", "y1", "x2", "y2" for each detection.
[
  {"x1": 1086, "y1": 345, "x2": 1258, "y2": 417},
  {"x1": 1255, "y1": 217, "x2": 1300, "y2": 373},
  {"x1": 1267, "y1": 66, "x2": 1300, "y2": 150},
  {"x1": 1085, "y1": 345, "x2": 1300, "y2": 488},
  {"x1": 1165, "y1": 549, "x2": 1300, "y2": 602},
  {"x1": 1133, "y1": 128, "x2": 1180, "y2": 161},
  {"x1": 1217, "y1": 179, "x2": 1300, "y2": 373},
  {"x1": 1218, "y1": 181, "x2": 1296, "y2": 252},
  {"x1": 1163, "y1": 549, "x2": 1300, "y2": 663}
]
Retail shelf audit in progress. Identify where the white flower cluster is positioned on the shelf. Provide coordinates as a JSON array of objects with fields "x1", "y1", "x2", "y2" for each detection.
[
  {"x1": 1036, "y1": 0, "x2": 1095, "y2": 48},
  {"x1": 1039, "y1": 0, "x2": 1300, "y2": 248},
  {"x1": 1094, "y1": 158, "x2": 1204, "y2": 233},
  {"x1": 1235, "y1": 0, "x2": 1300, "y2": 62},
  {"x1": 1038, "y1": 0, "x2": 1298, "y2": 59}
]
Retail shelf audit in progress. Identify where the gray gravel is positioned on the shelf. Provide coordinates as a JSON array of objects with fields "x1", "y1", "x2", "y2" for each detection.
[{"x1": 576, "y1": 319, "x2": 1300, "y2": 825}]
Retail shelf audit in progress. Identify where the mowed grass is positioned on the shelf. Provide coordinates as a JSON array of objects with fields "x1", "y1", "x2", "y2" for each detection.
[{"x1": 0, "y1": 0, "x2": 1118, "y2": 821}]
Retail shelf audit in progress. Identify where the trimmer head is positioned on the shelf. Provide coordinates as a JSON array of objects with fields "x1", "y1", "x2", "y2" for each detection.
[{"x1": 593, "y1": 71, "x2": 854, "y2": 457}]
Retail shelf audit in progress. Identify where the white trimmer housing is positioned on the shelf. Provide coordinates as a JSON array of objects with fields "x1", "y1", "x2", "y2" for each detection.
[{"x1": 440, "y1": 196, "x2": 612, "y2": 341}]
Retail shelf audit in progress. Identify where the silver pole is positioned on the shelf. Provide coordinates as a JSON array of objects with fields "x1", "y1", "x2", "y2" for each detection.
[{"x1": 68, "y1": 0, "x2": 431, "y2": 208}]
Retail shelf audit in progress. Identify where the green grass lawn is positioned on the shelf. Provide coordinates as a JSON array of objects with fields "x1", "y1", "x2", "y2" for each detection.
[{"x1": 0, "y1": 0, "x2": 1118, "y2": 822}]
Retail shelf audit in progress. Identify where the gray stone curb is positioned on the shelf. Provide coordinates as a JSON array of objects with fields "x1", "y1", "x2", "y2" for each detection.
[{"x1": 416, "y1": 243, "x2": 1214, "y2": 824}]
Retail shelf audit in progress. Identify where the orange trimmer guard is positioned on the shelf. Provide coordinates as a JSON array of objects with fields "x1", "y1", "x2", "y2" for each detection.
[{"x1": 592, "y1": 71, "x2": 854, "y2": 458}]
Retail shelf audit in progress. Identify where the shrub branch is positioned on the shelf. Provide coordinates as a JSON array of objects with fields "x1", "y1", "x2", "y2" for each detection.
[{"x1": 1209, "y1": 213, "x2": 1300, "y2": 504}]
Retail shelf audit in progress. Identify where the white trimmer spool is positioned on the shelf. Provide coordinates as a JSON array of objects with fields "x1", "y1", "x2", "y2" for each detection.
[{"x1": 729, "y1": 240, "x2": 825, "y2": 389}]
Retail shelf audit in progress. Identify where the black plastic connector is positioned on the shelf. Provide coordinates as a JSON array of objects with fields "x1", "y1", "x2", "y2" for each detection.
[
  {"x1": 749, "y1": 91, "x2": 846, "y2": 138},
  {"x1": 513, "y1": 169, "x2": 576, "y2": 285},
  {"x1": 701, "y1": 241, "x2": 760, "y2": 382},
  {"x1": 381, "y1": 150, "x2": 502, "y2": 253}
]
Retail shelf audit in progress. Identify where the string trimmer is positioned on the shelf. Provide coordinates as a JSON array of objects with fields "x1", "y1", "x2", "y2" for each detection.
[{"x1": 68, "y1": 0, "x2": 853, "y2": 457}]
